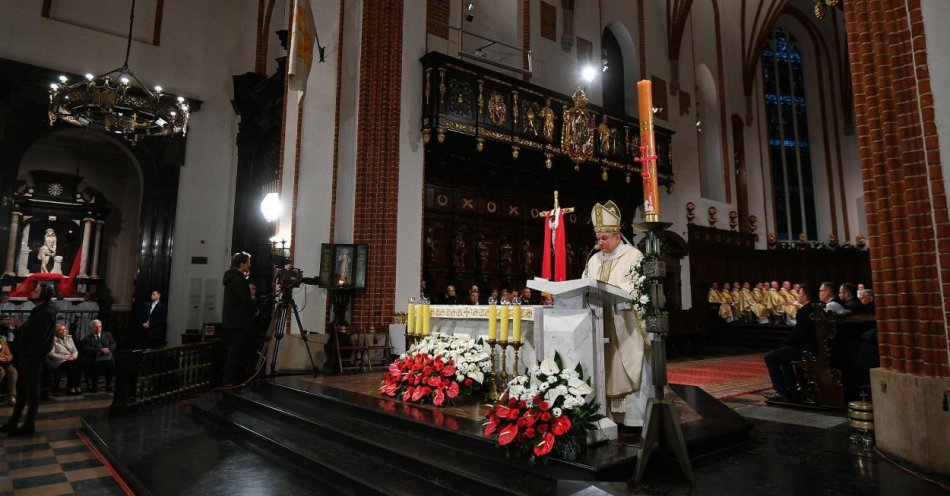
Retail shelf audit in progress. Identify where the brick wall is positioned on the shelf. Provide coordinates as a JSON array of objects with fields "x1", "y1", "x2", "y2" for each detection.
[
  {"x1": 522, "y1": 0, "x2": 531, "y2": 78},
  {"x1": 844, "y1": 0, "x2": 950, "y2": 377},
  {"x1": 427, "y1": 0, "x2": 449, "y2": 39},
  {"x1": 352, "y1": 0, "x2": 404, "y2": 330},
  {"x1": 540, "y1": 1, "x2": 556, "y2": 42}
]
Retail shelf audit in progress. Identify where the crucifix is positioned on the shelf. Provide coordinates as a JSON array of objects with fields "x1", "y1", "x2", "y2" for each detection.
[{"x1": 537, "y1": 191, "x2": 574, "y2": 281}]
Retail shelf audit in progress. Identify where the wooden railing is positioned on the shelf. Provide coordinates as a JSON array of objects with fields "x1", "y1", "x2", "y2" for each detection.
[{"x1": 109, "y1": 341, "x2": 224, "y2": 415}]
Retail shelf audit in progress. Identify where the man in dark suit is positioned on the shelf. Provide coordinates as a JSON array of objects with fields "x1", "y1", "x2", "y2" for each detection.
[
  {"x1": 80, "y1": 319, "x2": 117, "y2": 392},
  {"x1": 222, "y1": 252, "x2": 255, "y2": 385},
  {"x1": 764, "y1": 284, "x2": 817, "y2": 403},
  {"x1": 0, "y1": 283, "x2": 57, "y2": 436},
  {"x1": 140, "y1": 289, "x2": 168, "y2": 348}
]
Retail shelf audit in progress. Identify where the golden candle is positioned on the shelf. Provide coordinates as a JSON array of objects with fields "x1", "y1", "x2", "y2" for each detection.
[
  {"x1": 512, "y1": 304, "x2": 522, "y2": 343},
  {"x1": 406, "y1": 302, "x2": 416, "y2": 335},
  {"x1": 488, "y1": 303, "x2": 497, "y2": 340},
  {"x1": 499, "y1": 304, "x2": 510, "y2": 343},
  {"x1": 422, "y1": 304, "x2": 431, "y2": 336},
  {"x1": 637, "y1": 80, "x2": 660, "y2": 222},
  {"x1": 415, "y1": 304, "x2": 425, "y2": 335}
]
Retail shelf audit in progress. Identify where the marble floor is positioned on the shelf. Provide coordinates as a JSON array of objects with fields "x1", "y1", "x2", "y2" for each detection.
[{"x1": 0, "y1": 392, "x2": 126, "y2": 496}]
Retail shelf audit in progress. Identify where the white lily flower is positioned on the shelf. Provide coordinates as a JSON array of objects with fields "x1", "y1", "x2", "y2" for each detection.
[{"x1": 539, "y1": 358, "x2": 560, "y2": 376}]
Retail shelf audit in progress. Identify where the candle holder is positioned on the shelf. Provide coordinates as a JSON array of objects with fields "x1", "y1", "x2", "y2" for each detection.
[
  {"x1": 498, "y1": 339, "x2": 509, "y2": 386},
  {"x1": 510, "y1": 341, "x2": 523, "y2": 377},
  {"x1": 485, "y1": 338, "x2": 499, "y2": 403}
]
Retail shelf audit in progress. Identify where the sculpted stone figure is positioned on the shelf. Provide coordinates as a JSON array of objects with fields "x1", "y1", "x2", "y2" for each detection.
[{"x1": 37, "y1": 228, "x2": 57, "y2": 273}]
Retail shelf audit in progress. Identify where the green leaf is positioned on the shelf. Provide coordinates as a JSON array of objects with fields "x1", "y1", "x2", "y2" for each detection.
[
  {"x1": 554, "y1": 351, "x2": 564, "y2": 370},
  {"x1": 574, "y1": 362, "x2": 583, "y2": 375}
]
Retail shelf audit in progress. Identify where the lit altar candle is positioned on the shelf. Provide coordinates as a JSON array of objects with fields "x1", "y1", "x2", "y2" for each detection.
[
  {"x1": 406, "y1": 300, "x2": 416, "y2": 335},
  {"x1": 512, "y1": 304, "x2": 522, "y2": 343},
  {"x1": 637, "y1": 80, "x2": 660, "y2": 222},
  {"x1": 415, "y1": 303, "x2": 425, "y2": 335},
  {"x1": 422, "y1": 303, "x2": 431, "y2": 336},
  {"x1": 499, "y1": 304, "x2": 510, "y2": 343},
  {"x1": 488, "y1": 302, "x2": 497, "y2": 341}
]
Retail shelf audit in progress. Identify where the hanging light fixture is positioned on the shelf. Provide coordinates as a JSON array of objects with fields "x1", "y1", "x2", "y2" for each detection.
[
  {"x1": 48, "y1": 0, "x2": 189, "y2": 144},
  {"x1": 813, "y1": 0, "x2": 842, "y2": 19}
]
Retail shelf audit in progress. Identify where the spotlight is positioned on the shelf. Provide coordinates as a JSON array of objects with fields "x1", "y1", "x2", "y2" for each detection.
[
  {"x1": 260, "y1": 192, "x2": 282, "y2": 223},
  {"x1": 581, "y1": 65, "x2": 597, "y2": 83},
  {"x1": 465, "y1": 2, "x2": 475, "y2": 22}
]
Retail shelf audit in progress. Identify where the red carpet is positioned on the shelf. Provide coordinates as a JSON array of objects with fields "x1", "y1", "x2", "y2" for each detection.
[{"x1": 667, "y1": 353, "x2": 771, "y2": 399}]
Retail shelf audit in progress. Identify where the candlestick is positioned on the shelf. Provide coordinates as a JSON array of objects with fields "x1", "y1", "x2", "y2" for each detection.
[
  {"x1": 637, "y1": 80, "x2": 660, "y2": 222},
  {"x1": 499, "y1": 303, "x2": 510, "y2": 343},
  {"x1": 511, "y1": 341, "x2": 523, "y2": 377},
  {"x1": 512, "y1": 304, "x2": 522, "y2": 343},
  {"x1": 485, "y1": 338, "x2": 499, "y2": 403},
  {"x1": 488, "y1": 300, "x2": 497, "y2": 341}
]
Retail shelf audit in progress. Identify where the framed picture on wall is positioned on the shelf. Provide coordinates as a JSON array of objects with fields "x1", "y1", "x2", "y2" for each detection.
[{"x1": 317, "y1": 244, "x2": 368, "y2": 289}]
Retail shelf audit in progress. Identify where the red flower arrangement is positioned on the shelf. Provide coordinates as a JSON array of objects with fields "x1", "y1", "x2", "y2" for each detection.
[
  {"x1": 379, "y1": 333, "x2": 491, "y2": 406},
  {"x1": 482, "y1": 353, "x2": 604, "y2": 461}
]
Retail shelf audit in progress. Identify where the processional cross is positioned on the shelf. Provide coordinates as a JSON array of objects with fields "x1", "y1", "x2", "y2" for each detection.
[{"x1": 537, "y1": 191, "x2": 574, "y2": 281}]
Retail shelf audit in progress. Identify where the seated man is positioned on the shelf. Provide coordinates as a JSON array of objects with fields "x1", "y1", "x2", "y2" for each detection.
[
  {"x1": 819, "y1": 281, "x2": 849, "y2": 316},
  {"x1": 80, "y1": 319, "x2": 117, "y2": 392},
  {"x1": 764, "y1": 284, "x2": 816, "y2": 402},
  {"x1": 766, "y1": 281, "x2": 787, "y2": 323},
  {"x1": 838, "y1": 283, "x2": 863, "y2": 315},
  {"x1": 0, "y1": 335, "x2": 16, "y2": 405},
  {"x1": 442, "y1": 285, "x2": 459, "y2": 305},
  {"x1": 857, "y1": 288, "x2": 875, "y2": 315},
  {"x1": 718, "y1": 282, "x2": 736, "y2": 323},
  {"x1": 467, "y1": 286, "x2": 480, "y2": 305}
]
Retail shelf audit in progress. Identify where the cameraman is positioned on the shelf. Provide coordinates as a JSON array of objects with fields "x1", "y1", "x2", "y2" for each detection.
[{"x1": 222, "y1": 252, "x2": 256, "y2": 385}]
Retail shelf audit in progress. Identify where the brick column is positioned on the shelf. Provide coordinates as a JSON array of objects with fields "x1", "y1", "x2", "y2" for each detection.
[
  {"x1": 844, "y1": 0, "x2": 950, "y2": 378},
  {"x1": 351, "y1": 0, "x2": 404, "y2": 330}
]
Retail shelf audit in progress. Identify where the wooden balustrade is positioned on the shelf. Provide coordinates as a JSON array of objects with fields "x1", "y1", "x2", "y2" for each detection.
[{"x1": 110, "y1": 341, "x2": 224, "y2": 415}]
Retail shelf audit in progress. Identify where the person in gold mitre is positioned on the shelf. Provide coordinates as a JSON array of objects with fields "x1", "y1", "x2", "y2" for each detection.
[{"x1": 583, "y1": 201, "x2": 652, "y2": 428}]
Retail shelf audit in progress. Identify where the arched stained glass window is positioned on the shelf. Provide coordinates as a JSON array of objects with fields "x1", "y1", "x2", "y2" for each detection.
[{"x1": 762, "y1": 28, "x2": 817, "y2": 241}]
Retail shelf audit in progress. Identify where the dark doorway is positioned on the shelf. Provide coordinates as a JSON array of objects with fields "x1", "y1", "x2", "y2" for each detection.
[{"x1": 601, "y1": 29, "x2": 626, "y2": 116}]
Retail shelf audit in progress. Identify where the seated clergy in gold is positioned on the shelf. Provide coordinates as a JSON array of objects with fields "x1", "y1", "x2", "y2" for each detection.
[
  {"x1": 738, "y1": 282, "x2": 757, "y2": 321},
  {"x1": 583, "y1": 200, "x2": 651, "y2": 427},
  {"x1": 781, "y1": 281, "x2": 801, "y2": 323},
  {"x1": 708, "y1": 282, "x2": 723, "y2": 304},
  {"x1": 750, "y1": 283, "x2": 771, "y2": 323},
  {"x1": 719, "y1": 282, "x2": 736, "y2": 322},
  {"x1": 766, "y1": 281, "x2": 787, "y2": 321}
]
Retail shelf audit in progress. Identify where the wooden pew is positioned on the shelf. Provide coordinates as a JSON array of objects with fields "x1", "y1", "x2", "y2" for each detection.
[{"x1": 797, "y1": 314, "x2": 875, "y2": 409}]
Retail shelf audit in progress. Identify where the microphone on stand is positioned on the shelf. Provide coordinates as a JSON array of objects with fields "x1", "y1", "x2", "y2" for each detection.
[{"x1": 580, "y1": 245, "x2": 600, "y2": 278}]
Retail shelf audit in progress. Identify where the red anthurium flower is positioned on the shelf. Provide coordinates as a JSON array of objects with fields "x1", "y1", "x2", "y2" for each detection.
[
  {"x1": 495, "y1": 405, "x2": 510, "y2": 418},
  {"x1": 533, "y1": 432, "x2": 555, "y2": 456},
  {"x1": 433, "y1": 388, "x2": 445, "y2": 406},
  {"x1": 541, "y1": 412, "x2": 552, "y2": 422},
  {"x1": 521, "y1": 410, "x2": 538, "y2": 427},
  {"x1": 464, "y1": 378, "x2": 473, "y2": 386},
  {"x1": 434, "y1": 360, "x2": 444, "y2": 371},
  {"x1": 537, "y1": 423, "x2": 548, "y2": 433},
  {"x1": 441, "y1": 365, "x2": 456, "y2": 376},
  {"x1": 389, "y1": 363, "x2": 400, "y2": 375},
  {"x1": 519, "y1": 400, "x2": 527, "y2": 409},
  {"x1": 411, "y1": 387, "x2": 425, "y2": 402},
  {"x1": 484, "y1": 417, "x2": 500, "y2": 436},
  {"x1": 402, "y1": 388, "x2": 413, "y2": 402},
  {"x1": 447, "y1": 381, "x2": 460, "y2": 398},
  {"x1": 498, "y1": 424, "x2": 519, "y2": 445},
  {"x1": 533, "y1": 395, "x2": 542, "y2": 405},
  {"x1": 539, "y1": 401, "x2": 550, "y2": 411},
  {"x1": 507, "y1": 407, "x2": 520, "y2": 420},
  {"x1": 551, "y1": 416, "x2": 572, "y2": 436},
  {"x1": 525, "y1": 427, "x2": 536, "y2": 438},
  {"x1": 509, "y1": 397, "x2": 518, "y2": 408}
]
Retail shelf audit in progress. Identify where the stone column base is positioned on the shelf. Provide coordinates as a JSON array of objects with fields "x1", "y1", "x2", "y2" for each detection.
[{"x1": 870, "y1": 367, "x2": 950, "y2": 474}]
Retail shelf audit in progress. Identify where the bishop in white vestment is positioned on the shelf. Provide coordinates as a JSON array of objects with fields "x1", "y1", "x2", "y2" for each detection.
[{"x1": 584, "y1": 201, "x2": 653, "y2": 427}]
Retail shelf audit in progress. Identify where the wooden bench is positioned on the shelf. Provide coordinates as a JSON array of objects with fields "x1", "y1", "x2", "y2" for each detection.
[{"x1": 796, "y1": 314, "x2": 875, "y2": 409}]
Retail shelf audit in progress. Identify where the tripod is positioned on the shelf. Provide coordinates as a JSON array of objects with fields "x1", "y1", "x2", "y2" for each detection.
[{"x1": 256, "y1": 287, "x2": 320, "y2": 377}]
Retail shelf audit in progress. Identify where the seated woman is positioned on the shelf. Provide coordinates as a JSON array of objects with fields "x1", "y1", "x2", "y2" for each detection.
[
  {"x1": 47, "y1": 323, "x2": 81, "y2": 395},
  {"x1": 0, "y1": 336, "x2": 16, "y2": 405}
]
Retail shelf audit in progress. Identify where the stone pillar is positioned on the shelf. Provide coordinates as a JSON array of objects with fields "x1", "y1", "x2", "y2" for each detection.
[
  {"x1": 844, "y1": 0, "x2": 950, "y2": 474},
  {"x1": 79, "y1": 218, "x2": 93, "y2": 277},
  {"x1": 16, "y1": 220, "x2": 31, "y2": 276},
  {"x1": 90, "y1": 220, "x2": 104, "y2": 279},
  {"x1": 3, "y1": 211, "x2": 20, "y2": 276}
]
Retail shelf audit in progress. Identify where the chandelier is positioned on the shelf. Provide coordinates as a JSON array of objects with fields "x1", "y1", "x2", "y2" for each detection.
[
  {"x1": 48, "y1": 0, "x2": 189, "y2": 144},
  {"x1": 813, "y1": 0, "x2": 841, "y2": 19}
]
